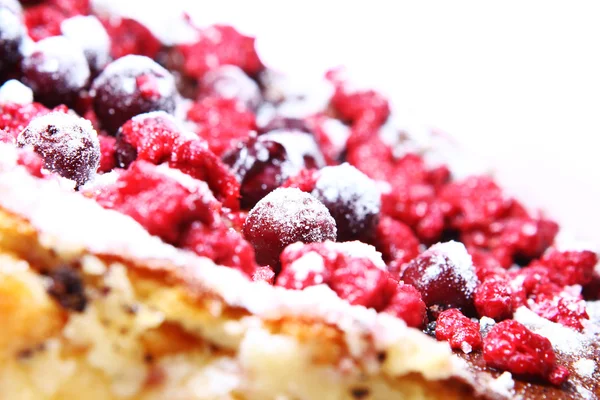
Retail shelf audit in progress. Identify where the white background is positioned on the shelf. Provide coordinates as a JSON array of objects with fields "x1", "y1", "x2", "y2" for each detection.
[{"x1": 102, "y1": 0, "x2": 600, "y2": 244}]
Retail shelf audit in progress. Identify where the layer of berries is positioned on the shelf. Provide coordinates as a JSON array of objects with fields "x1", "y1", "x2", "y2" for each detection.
[{"x1": 1, "y1": 0, "x2": 598, "y2": 389}]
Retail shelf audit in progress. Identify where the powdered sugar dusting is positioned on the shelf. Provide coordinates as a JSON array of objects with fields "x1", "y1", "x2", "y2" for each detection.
[
  {"x1": 324, "y1": 241, "x2": 386, "y2": 270},
  {"x1": 422, "y1": 241, "x2": 478, "y2": 297},
  {"x1": 573, "y1": 358, "x2": 596, "y2": 378},
  {"x1": 24, "y1": 36, "x2": 90, "y2": 91},
  {"x1": 320, "y1": 117, "x2": 350, "y2": 154},
  {"x1": 0, "y1": 6, "x2": 24, "y2": 42},
  {"x1": 61, "y1": 15, "x2": 111, "y2": 72},
  {"x1": 259, "y1": 130, "x2": 325, "y2": 177},
  {"x1": 288, "y1": 251, "x2": 326, "y2": 283},
  {"x1": 0, "y1": 79, "x2": 33, "y2": 105},
  {"x1": 489, "y1": 371, "x2": 515, "y2": 398}
]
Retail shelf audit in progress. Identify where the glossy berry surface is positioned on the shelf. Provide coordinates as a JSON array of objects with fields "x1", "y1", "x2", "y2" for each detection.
[
  {"x1": 401, "y1": 241, "x2": 478, "y2": 313},
  {"x1": 17, "y1": 111, "x2": 100, "y2": 186},
  {"x1": 435, "y1": 308, "x2": 482, "y2": 353},
  {"x1": 223, "y1": 130, "x2": 325, "y2": 209},
  {"x1": 483, "y1": 320, "x2": 568, "y2": 385},
  {"x1": 243, "y1": 188, "x2": 336, "y2": 268},
  {"x1": 21, "y1": 36, "x2": 90, "y2": 107},
  {"x1": 92, "y1": 55, "x2": 177, "y2": 134}
]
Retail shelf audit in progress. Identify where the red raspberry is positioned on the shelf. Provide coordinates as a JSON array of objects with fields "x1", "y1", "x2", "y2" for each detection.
[
  {"x1": 326, "y1": 68, "x2": 390, "y2": 126},
  {"x1": 282, "y1": 168, "x2": 319, "y2": 193},
  {"x1": 186, "y1": 97, "x2": 256, "y2": 157},
  {"x1": 243, "y1": 188, "x2": 336, "y2": 268},
  {"x1": 528, "y1": 293, "x2": 588, "y2": 331},
  {"x1": 439, "y1": 176, "x2": 513, "y2": 231},
  {"x1": 372, "y1": 216, "x2": 420, "y2": 279},
  {"x1": 115, "y1": 111, "x2": 183, "y2": 168},
  {"x1": 179, "y1": 221, "x2": 257, "y2": 276},
  {"x1": 97, "y1": 134, "x2": 116, "y2": 173},
  {"x1": 24, "y1": 3, "x2": 79, "y2": 42},
  {"x1": 16, "y1": 147, "x2": 45, "y2": 178},
  {"x1": 401, "y1": 241, "x2": 479, "y2": 313},
  {"x1": 483, "y1": 320, "x2": 568, "y2": 385},
  {"x1": 91, "y1": 161, "x2": 221, "y2": 244},
  {"x1": 304, "y1": 114, "x2": 350, "y2": 165},
  {"x1": 0, "y1": 102, "x2": 49, "y2": 139},
  {"x1": 176, "y1": 25, "x2": 263, "y2": 80},
  {"x1": 469, "y1": 249, "x2": 508, "y2": 281},
  {"x1": 223, "y1": 210, "x2": 247, "y2": 232},
  {"x1": 169, "y1": 138, "x2": 241, "y2": 210},
  {"x1": 251, "y1": 266, "x2": 275, "y2": 285},
  {"x1": 474, "y1": 278, "x2": 513, "y2": 321},
  {"x1": 276, "y1": 243, "x2": 334, "y2": 290},
  {"x1": 101, "y1": 17, "x2": 161, "y2": 60},
  {"x1": 382, "y1": 283, "x2": 427, "y2": 328},
  {"x1": 435, "y1": 308, "x2": 482, "y2": 352},
  {"x1": 532, "y1": 249, "x2": 598, "y2": 287}
]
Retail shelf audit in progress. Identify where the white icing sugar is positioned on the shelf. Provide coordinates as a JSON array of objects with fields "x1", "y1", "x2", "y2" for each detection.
[
  {"x1": 0, "y1": 79, "x2": 33, "y2": 105},
  {"x1": 324, "y1": 241, "x2": 386, "y2": 270},
  {"x1": 61, "y1": 15, "x2": 111, "y2": 71},
  {"x1": 259, "y1": 130, "x2": 325, "y2": 177},
  {"x1": 479, "y1": 316, "x2": 496, "y2": 334},
  {"x1": 489, "y1": 371, "x2": 515, "y2": 398},
  {"x1": 288, "y1": 251, "x2": 326, "y2": 283},
  {"x1": 201, "y1": 65, "x2": 261, "y2": 111},
  {"x1": 312, "y1": 163, "x2": 381, "y2": 222},
  {"x1": 23, "y1": 36, "x2": 91, "y2": 90},
  {"x1": 0, "y1": 6, "x2": 24, "y2": 41},
  {"x1": 513, "y1": 306, "x2": 590, "y2": 354},
  {"x1": 573, "y1": 358, "x2": 596, "y2": 378},
  {"x1": 154, "y1": 163, "x2": 213, "y2": 201},
  {"x1": 320, "y1": 117, "x2": 350, "y2": 155},
  {"x1": 422, "y1": 241, "x2": 478, "y2": 297},
  {"x1": 0, "y1": 0, "x2": 22, "y2": 14},
  {"x1": 246, "y1": 187, "x2": 336, "y2": 245}
]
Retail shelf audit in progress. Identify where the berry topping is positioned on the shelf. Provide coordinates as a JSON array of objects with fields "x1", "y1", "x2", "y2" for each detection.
[
  {"x1": 530, "y1": 249, "x2": 598, "y2": 287},
  {"x1": 474, "y1": 278, "x2": 513, "y2": 321},
  {"x1": 91, "y1": 55, "x2": 177, "y2": 134},
  {"x1": 21, "y1": 36, "x2": 90, "y2": 107},
  {"x1": 0, "y1": 101, "x2": 49, "y2": 139},
  {"x1": 179, "y1": 221, "x2": 258, "y2": 276},
  {"x1": 483, "y1": 320, "x2": 568, "y2": 385},
  {"x1": 373, "y1": 216, "x2": 420, "y2": 279},
  {"x1": 97, "y1": 134, "x2": 116, "y2": 173},
  {"x1": 61, "y1": 15, "x2": 111, "y2": 74},
  {"x1": 243, "y1": 188, "x2": 337, "y2": 268},
  {"x1": 23, "y1": 0, "x2": 89, "y2": 42},
  {"x1": 0, "y1": 3, "x2": 25, "y2": 79},
  {"x1": 186, "y1": 96, "x2": 256, "y2": 156},
  {"x1": 17, "y1": 111, "x2": 100, "y2": 186},
  {"x1": 528, "y1": 293, "x2": 589, "y2": 331},
  {"x1": 101, "y1": 16, "x2": 161, "y2": 60},
  {"x1": 223, "y1": 130, "x2": 325, "y2": 209},
  {"x1": 401, "y1": 241, "x2": 478, "y2": 313},
  {"x1": 90, "y1": 161, "x2": 221, "y2": 244},
  {"x1": 310, "y1": 163, "x2": 381, "y2": 242},
  {"x1": 176, "y1": 24, "x2": 263, "y2": 80},
  {"x1": 382, "y1": 283, "x2": 427, "y2": 328},
  {"x1": 435, "y1": 308, "x2": 482, "y2": 353},
  {"x1": 252, "y1": 266, "x2": 275, "y2": 284},
  {"x1": 200, "y1": 65, "x2": 262, "y2": 111}
]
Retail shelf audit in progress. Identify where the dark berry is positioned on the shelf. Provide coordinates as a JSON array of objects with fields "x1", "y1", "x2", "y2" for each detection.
[
  {"x1": 310, "y1": 163, "x2": 381, "y2": 242},
  {"x1": 435, "y1": 308, "x2": 482, "y2": 353},
  {"x1": 223, "y1": 130, "x2": 325, "y2": 209},
  {"x1": 483, "y1": 320, "x2": 567, "y2": 385},
  {"x1": 243, "y1": 187, "x2": 336, "y2": 268},
  {"x1": 382, "y1": 283, "x2": 427, "y2": 328},
  {"x1": 21, "y1": 36, "x2": 90, "y2": 108},
  {"x1": 0, "y1": 3, "x2": 25, "y2": 79},
  {"x1": 17, "y1": 111, "x2": 100, "y2": 186},
  {"x1": 100, "y1": 16, "x2": 161, "y2": 60},
  {"x1": 200, "y1": 65, "x2": 261, "y2": 111},
  {"x1": 91, "y1": 55, "x2": 177, "y2": 134},
  {"x1": 401, "y1": 241, "x2": 479, "y2": 313},
  {"x1": 61, "y1": 15, "x2": 111, "y2": 75}
]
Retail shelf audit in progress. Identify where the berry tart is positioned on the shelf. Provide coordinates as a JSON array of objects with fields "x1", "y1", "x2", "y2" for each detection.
[{"x1": 0, "y1": 1, "x2": 598, "y2": 399}]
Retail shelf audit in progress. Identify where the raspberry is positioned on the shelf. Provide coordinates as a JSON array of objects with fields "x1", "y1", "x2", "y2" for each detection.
[
  {"x1": 282, "y1": 168, "x2": 319, "y2": 193},
  {"x1": 223, "y1": 130, "x2": 325, "y2": 209},
  {"x1": 0, "y1": 4, "x2": 25, "y2": 79},
  {"x1": 16, "y1": 147, "x2": 45, "y2": 177},
  {"x1": 372, "y1": 216, "x2": 420, "y2": 279},
  {"x1": 439, "y1": 176, "x2": 513, "y2": 230},
  {"x1": 101, "y1": 17, "x2": 161, "y2": 60},
  {"x1": 483, "y1": 320, "x2": 568, "y2": 385},
  {"x1": 251, "y1": 266, "x2": 275, "y2": 285},
  {"x1": 435, "y1": 308, "x2": 482, "y2": 353},
  {"x1": 200, "y1": 65, "x2": 262, "y2": 111},
  {"x1": 168, "y1": 138, "x2": 241, "y2": 210},
  {"x1": 91, "y1": 161, "x2": 221, "y2": 244},
  {"x1": 243, "y1": 188, "x2": 336, "y2": 268},
  {"x1": 276, "y1": 243, "x2": 334, "y2": 290},
  {"x1": 179, "y1": 221, "x2": 257, "y2": 276},
  {"x1": 0, "y1": 102, "x2": 49, "y2": 139},
  {"x1": 401, "y1": 241, "x2": 478, "y2": 313},
  {"x1": 528, "y1": 293, "x2": 588, "y2": 331},
  {"x1": 469, "y1": 249, "x2": 508, "y2": 282},
  {"x1": 17, "y1": 111, "x2": 100, "y2": 186},
  {"x1": 97, "y1": 134, "x2": 116, "y2": 173},
  {"x1": 474, "y1": 278, "x2": 513, "y2": 321},
  {"x1": 304, "y1": 114, "x2": 350, "y2": 165},
  {"x1": 21, "y1": 36, "x2": 90, "y2": 108},
  {"x1": 91, "y1": 55, "x2": 177, "y2": 134},
  {"x1": 531, "y1": 249, "x2": 598, "y2": 287},
  {"x1": 382, "y1": 283, "x2": 427, "y2": 328},
  {"x1": 176, "y1": 25, "x2": 263, "y2": 80},
  {"x1": 326, "y1": 68, "x2": 390, "y2": 126},
  {"x1": 186, "y1": 96, "x2": 256, "y2": 157},
  {"x1": 24, "y1": 4, "x2": 71, "y2": 42},
  {"x1": 115, "y1": 111, "x2": 182, "y2": 168}
]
